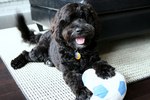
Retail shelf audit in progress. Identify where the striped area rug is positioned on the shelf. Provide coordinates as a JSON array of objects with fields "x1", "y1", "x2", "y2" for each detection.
[{"x1": 1, "y1": 25, "x2": 150, "y2": 99}]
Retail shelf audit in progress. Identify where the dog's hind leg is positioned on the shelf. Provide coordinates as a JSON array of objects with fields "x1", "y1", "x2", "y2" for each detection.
[
  {"x1": 11, "y1": 50, "x2": 30, "y2": 69},
  {"x1": 11, "y1": 45, "x2": 48, "y2": 69}
]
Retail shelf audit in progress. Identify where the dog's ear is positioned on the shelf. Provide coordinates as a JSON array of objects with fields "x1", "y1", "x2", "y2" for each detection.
[{"x1": 55, "y1": 20, "x2": 67, "y2": 43}]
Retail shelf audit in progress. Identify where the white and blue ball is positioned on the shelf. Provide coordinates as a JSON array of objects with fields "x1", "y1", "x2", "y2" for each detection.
[{"x1": 82, "y1": 69, "x2": 127, "y2": 100}]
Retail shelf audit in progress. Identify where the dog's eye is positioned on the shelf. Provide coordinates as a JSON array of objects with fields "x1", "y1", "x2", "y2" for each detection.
[
  {"x1": 67, "y1": 30, "x2": 73, "y2": 35},
  {"x1": 70, "y1": 24, "x2": 79, "y2": 28}
]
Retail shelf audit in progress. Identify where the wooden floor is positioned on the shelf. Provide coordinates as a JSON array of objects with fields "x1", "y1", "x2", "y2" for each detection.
[
  {"x1": 0, "y1": 57, "x2": 150, "y2": 100},
  {"x1": 0, "y1": 57, "x2": 26, "y2": 100},
  {"x1": 125, "y1": 78, "x2": 150, "y2": 100}
]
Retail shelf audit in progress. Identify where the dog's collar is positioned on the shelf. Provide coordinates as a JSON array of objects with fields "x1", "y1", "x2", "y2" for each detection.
[{"x1": 75, "y1": 51, "x2": 81, "y2": 60}]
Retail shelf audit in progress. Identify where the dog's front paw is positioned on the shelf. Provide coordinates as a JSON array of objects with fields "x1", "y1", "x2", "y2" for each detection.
[
  {"x1": 93, "y1": 60, "x2": 115, "y2": 79},
  {"x1": 11, "y1": 54, "x2": 28, "y2": 69},
  {"x1": 75, "y1": 88, "x2": 92, "y2": 100}
]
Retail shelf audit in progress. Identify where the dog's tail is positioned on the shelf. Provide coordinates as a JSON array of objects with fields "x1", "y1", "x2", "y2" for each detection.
[{"x1": 16, "y1": 14, "x2": 42, "y2": 44}]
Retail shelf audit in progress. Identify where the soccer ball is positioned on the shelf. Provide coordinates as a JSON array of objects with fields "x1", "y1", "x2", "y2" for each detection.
[{"x1": 82, "y1": 69, "x2": 127, "y2": 100}]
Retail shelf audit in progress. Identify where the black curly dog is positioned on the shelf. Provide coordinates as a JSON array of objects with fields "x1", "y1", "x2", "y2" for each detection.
[{"x1": 11, "y1": 3, "x2": 115, "y2": 100}]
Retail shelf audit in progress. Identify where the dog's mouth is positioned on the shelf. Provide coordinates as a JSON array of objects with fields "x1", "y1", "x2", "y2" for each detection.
[{"x1": 75, "y1": 37, "x2": 85, "y2": 45}]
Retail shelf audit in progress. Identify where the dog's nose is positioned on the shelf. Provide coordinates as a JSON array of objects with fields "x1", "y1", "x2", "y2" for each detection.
[{"x1": 76, "y1": 28, "x2": 83, "y2": 33}]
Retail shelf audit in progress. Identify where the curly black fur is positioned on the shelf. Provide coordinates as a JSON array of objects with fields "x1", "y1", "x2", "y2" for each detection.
[
  {"x1": 11, "y1": 3, "x2": 115, "y2": 100},
  {"x1": 17, "y1": 14, "x2": 42, "y2": 44}
]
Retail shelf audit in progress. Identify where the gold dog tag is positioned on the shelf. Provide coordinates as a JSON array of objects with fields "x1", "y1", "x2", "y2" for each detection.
[{"x1": 75, "y1": 51, "x2": 81, "y2": 60}]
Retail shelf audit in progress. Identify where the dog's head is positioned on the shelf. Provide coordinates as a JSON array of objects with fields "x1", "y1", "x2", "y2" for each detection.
[{"x1": 51, "y1": 3, "x2": 100, "y2": 49}]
